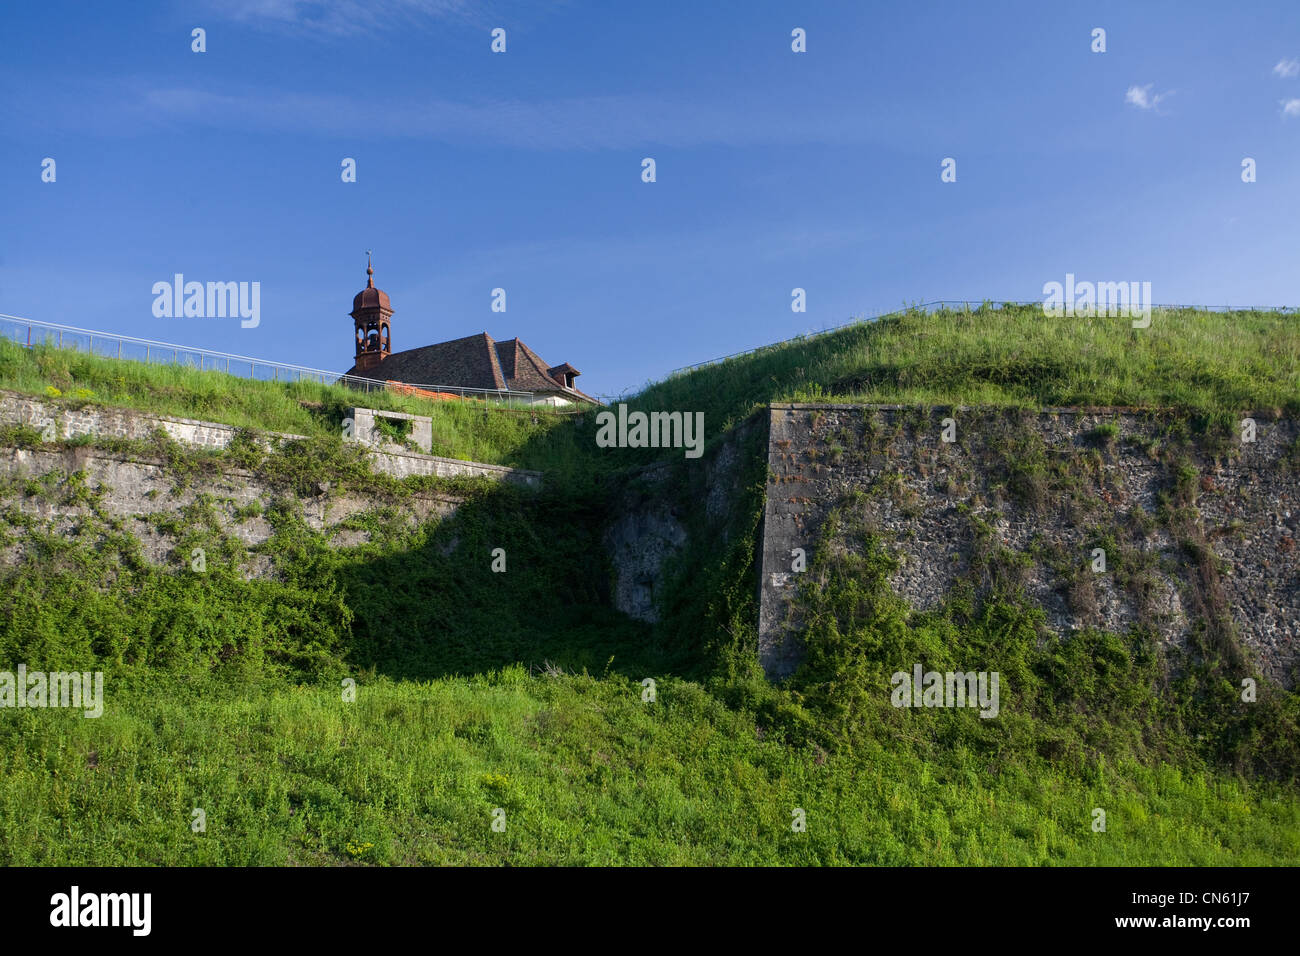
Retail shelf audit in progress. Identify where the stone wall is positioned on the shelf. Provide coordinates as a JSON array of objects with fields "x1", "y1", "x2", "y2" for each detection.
[
  {"x1": 0, "y1": 391, "x2": 542, "y2": 578},
  {"x1": 6, "y1": 390, "x2": 1293, "y2": 687},
  {"x1": 758, "y1": 404, "x2": 1299, "y2": 686},
  {"x1": 0, "y1": 445, "x2": 460, "y2": 576},
  {"x1": 603, "y1": 460, "x2": 690, "y2": 622},
  {"x1": 603, "y1": 415, "x2": 760, "y2": 623},
  {"x1": 0, "y1": 391, "x2": 540, "y2": 488}
]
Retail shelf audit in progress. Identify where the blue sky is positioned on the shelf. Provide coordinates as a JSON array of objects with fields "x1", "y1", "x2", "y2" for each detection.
[{"x1": 4, "y1": 0, "x2": 1300, "y2": 398}]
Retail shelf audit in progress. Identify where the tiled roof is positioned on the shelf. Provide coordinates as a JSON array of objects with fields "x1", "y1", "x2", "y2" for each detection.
[
  {"x1": 345, "y1": 332, "x2": 505, "y2": 389},
  {"x1": 345, "y1": 331, "x2": 596, "y2": 402},
  {"x1": 494, "y1": 338, "x2": 570, "y2": 392}
]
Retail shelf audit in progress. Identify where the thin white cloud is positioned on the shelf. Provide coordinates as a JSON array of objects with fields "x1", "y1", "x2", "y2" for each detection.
[
  {"x1": 194, "y1": 0, "x2": 482, "y2": 36},
  {"x1": 1274, "y1": 58, "x2": 1300, "y2": 79},
  {"x1": 13, "y1": 71, "x2": 997, "y2": 154},
  {"x1": 124, "y1": 84, "x2": 884, "y2": 150},
  {"x1": 1125, "y1": 84, "x2": 1172, "y2": 111},
  {"x1": 1281, "y1": 98, "x2": 1300, "y2": 117}
]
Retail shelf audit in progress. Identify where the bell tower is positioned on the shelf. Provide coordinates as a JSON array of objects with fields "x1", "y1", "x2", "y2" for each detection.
[{"x1": 350, "y1": 252, "x2": 393, "y2": 373}]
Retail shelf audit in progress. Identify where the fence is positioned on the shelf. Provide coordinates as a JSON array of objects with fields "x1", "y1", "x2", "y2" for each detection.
[{"x1": 0, "y1": 314, "x2": 536, "y2": 406}]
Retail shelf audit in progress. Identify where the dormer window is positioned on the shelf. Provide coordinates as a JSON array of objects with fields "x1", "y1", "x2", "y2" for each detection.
[{"x1": 547, "y1": 362, "x2": 580, "y2": 390}]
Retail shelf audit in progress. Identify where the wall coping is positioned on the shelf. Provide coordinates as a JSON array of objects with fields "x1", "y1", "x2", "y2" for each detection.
[{"x1": 352, "y1": 406, "x2": 430, "y2": 424}]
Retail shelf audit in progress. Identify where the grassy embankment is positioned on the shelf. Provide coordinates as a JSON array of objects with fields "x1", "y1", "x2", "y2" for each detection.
[
  {"x1": 0, "y1": 336, "x2": 586, "y2": 477},
  {"x1": 1, "y1": 304, "x2": 1298, "y2": 864}
]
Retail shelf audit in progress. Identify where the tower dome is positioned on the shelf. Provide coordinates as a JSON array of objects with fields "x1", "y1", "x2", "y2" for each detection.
[
  {"x1": 349, "y1": 253, "x2": 394, "y2": 374},
  {"x1": 352, "y1": 260, "x2": 392, "y2": 313}
]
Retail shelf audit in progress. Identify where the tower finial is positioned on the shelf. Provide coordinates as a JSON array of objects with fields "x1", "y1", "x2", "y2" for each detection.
[{"x1": 366, "y1": 250, "x2": 374, "y2": 288}]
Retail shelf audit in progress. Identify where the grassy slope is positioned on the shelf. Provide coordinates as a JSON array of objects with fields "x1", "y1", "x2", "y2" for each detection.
[
  {"x1": 9, "y1": 304, "x2": 1300, "y2": 469},
  {"x1": 635, "y1": 304, "x2": 1300, "y2": 443},
  {"x1": 4, "y1": 673, "x2": 1294, "y2": 865},
  {"x1": 1, "y1": 304, "x2": 1299, "y2": 865},
  {"x1": 0, "y1": 337, "x2": 584, "y2": 474}
]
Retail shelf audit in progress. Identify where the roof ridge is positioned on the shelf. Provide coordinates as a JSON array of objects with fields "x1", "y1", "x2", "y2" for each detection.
[{"x1": 484, "y1": 332, "x2": 507, "y2": 389}]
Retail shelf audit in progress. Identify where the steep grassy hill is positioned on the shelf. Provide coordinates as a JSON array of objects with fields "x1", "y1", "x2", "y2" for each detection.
[
  {"x1": 634, "y1": 303, "x2": 1300, "y2": 441},
  {"x1": 1, "y1": 303, "x2": 1297, "y2": 865}
]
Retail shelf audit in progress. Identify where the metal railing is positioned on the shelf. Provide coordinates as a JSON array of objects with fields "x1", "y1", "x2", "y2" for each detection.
[
  {"x1": 669, "y1": 299, "x2": 1299, "y2": 375},
  {"x1": 0, "y1": 314, "x2": 537, "y2": 406}
]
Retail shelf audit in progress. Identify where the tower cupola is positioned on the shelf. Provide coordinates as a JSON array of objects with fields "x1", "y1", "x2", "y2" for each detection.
[{"x1": 350, "y1": 252, "x2": 393, "y2": 373}]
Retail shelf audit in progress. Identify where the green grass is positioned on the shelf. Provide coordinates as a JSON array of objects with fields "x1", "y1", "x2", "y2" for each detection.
[
  {"x1": 0, "y1": 337, "x2": 582, "y2": 473},
  {"x1": 2, "y1": 304, "x2": 1299, "y2": 865},
  {"x1": 0, "y1": 435, "x2": 1296, "y2": 865},
  {"x1": 8, "y1": 303, "x2": 1298, "y2": 475},
  {"x1": 2, "y1": 672, "x2": 1295, "y2": 866},
  {"x1": 634, "y1": 304, "x2": 1300, "y2": 446}
]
